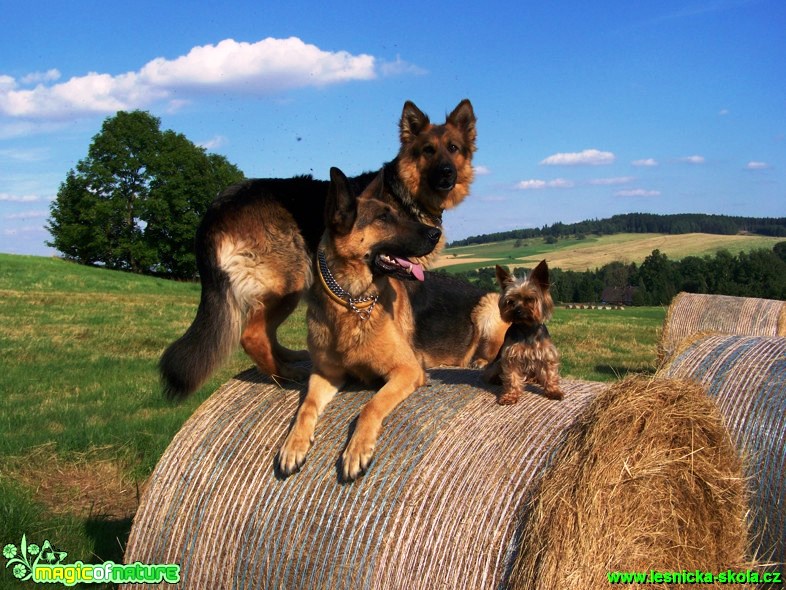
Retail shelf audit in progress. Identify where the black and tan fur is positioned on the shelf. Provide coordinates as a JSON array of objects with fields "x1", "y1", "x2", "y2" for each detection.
[
  {"x1": 278, "y1": 168, "x2": 506, "y2": 481},
  {"x1": 483, "y1": 262, "x2": 563, "y2": 403},
  {"x1": 159, "y1": 100, "x2": 477, "y2": 399}
]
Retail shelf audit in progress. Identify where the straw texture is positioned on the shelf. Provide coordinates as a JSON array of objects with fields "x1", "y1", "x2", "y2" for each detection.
[
  {"x1": 125, "y1": 370, "x2": 751, "y2": 589},
  {"x1": 659, "y1": 292, "x2": 786, "y2": 361},
  {"x1": 660, "y1": 334, "x2": 786, "y2": 569},
  {"x1": 125, "y1": 370, "x2": 602, "y2": 589}
]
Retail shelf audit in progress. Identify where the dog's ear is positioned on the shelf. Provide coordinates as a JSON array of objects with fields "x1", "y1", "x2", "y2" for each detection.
[
  {"x1": 400, "y1": 101, "x2": 430, "y2": 143},
  {"x1": 529, "y1": 260, "x2": 550, "y2": 292},
  {"x1": 495, "y1": 265, "x2": 514, "y2": 289},
  {"x1": 326, "y1": 167, "x2": 356, "y2": 235},
  {"x1": 447, "y1": 99, "x2": 476, "y2": 147}
]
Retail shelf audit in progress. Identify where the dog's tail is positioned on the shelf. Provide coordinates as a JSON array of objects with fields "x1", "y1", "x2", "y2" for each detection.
[{"x1": 159, "y1": 236, "x2": 244, "y2": 401}]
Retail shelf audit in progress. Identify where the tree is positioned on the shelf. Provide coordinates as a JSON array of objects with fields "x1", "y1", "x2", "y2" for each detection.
[{"x1": 48, "y1": 111, "x2": 244, "y2": 278}]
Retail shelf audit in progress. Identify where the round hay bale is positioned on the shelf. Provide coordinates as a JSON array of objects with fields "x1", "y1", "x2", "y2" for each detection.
[
  {"x1": 509, "y1": 376, "x2": 750, "y2": 590},
  {"x1": 123, "y1": 371, "x2": 749, "y2": 589},
  {"x1": 660, "y1": 334, "x2": 786, "y2": 570},
  {"x1": 659, "y1": 292, "x2": 786, "y2": 362}
]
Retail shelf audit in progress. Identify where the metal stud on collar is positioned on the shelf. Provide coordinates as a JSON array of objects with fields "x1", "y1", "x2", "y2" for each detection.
[{"x1": 317, "y1": 250, "x2": 378, "y2": 321}]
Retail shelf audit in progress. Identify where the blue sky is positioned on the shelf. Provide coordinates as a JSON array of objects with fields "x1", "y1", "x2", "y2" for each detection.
[{"x1": 1, "y1": 0, "x2": 784, "y2": 256}]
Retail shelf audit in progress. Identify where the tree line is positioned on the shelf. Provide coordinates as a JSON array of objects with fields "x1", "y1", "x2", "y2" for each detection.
[
  {"x1": 450, "y1": 213, "x2": 786, "y2": 247},
  {"x1": 444, "y1": 244, "x2": 786, "y2": 305}
]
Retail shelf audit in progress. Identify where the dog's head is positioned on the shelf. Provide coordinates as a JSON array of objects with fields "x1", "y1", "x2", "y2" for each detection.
[
  {"x1": 326, "y1": 167, "x2": 441, "y2": 281},
  {"x1": 397, "y1": 99, "x2": 477, "y2": 214},
  {"x1": 495, "y1": 261, "x2": 554, "y2": 325}
]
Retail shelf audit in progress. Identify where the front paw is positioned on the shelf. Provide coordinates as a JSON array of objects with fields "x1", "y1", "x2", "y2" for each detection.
[
  {"x1": 278, "y1": 429, "x2": 312, "y2": 476},
  {"x1": 341, "y1": 432, "x2": 376, "y2": 481}
]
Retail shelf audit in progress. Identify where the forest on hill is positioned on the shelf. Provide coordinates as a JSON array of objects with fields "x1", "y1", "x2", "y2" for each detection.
[
  {"x1": 444, "y1": 244, "x2": 786, "y2": 305},
  {"x1": 450, "y1": 213, "x2": 786, "y2": 247}
]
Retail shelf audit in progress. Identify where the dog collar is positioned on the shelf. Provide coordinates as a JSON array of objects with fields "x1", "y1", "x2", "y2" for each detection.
[{"x1": 317, "y1": 250, "x2": 378, "y2": 321}]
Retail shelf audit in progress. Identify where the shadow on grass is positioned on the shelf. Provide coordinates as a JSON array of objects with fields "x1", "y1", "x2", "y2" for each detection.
[{"x1": 85, "y1": 516, "x2": 133, "y2": 563}]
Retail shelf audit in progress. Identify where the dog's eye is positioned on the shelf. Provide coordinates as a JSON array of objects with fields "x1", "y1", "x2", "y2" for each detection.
[
  {"x1": 422, "y1": 145, "x2": 436, "y2": 156},
  {"x1": 448, "y1": 143, "x2": 460, "y2": 154},
  {"x1": 376, "y1": 211, "x2": 391, "y2": 222}
]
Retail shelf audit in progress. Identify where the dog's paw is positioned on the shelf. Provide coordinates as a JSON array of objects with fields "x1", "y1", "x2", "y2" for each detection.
[
  {"x1": 278, "y1": 430, "x2": 312, "y2": 476},
  {"x1": 497, "y1": 390, "x2": 521, "y2": 405},
  {"x1": 543, "y1": 387, "x2": 564, "y2": 401},
  {"x1": 341, "y1": 434, "x2": 376, "y2": 481}
]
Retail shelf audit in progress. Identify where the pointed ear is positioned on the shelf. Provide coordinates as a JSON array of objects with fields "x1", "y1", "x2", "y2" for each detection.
[
  {"x1": 495, "y1": 265, "x2": 514, "y2": 289},
  {"x1": 529, "y1": 260, "x2": 550, "y2": 292},
  {"x1": 400, "y1": 100, "x2": 430, "y2": 144},
  {"x1": 447, "y1": 99, "x2": 476, "y2": 147},
  {"x1": 325, "y1": 167, "x2": 356, "y2": 235}
]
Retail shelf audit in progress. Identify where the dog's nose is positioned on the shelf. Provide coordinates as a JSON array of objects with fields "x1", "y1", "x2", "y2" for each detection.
[
  {"x1": 440, "y1": 164, "x2": 454, "y2": 178},
  {"x1": 427, "y1": 227, "x2": 442, "y2": 244}
]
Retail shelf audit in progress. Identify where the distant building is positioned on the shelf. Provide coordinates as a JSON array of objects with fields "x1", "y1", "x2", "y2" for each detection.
[{"x1": 601, "y1": 286, "x2": 638, "y2": 306}]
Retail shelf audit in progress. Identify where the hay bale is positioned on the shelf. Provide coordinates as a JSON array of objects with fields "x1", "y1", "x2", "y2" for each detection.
[
  {"x1": 124, "y1": 371, "x2": 749, "y2": 589},
  {"x1": 509, "y1": 377, "x2": 750, "y2": 590},
  {"x1": 660, "y1": 334, "x2": 786, "y2": 570},
  {"x1": 659, "y1": 292, "x2": 786, "y2": 361}
]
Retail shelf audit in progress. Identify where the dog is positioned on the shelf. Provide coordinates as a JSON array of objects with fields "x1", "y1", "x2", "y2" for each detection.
[
  {"x1": 483, "y1": 262, "x2": 563, "y2": 403},
  {"x1": 159, "y1": 99, "x2": 477, "y2": 399},
  {"x1": 278, "y1": 167, "x2": 507, "y2": 481}
]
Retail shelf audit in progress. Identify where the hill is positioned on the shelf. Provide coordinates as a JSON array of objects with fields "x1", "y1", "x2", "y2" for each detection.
[
  {"x1": 450, "y1": 212, "x2": 786, "y2": 248},
  {"x1": 435, "y1": 232, "x2": 785, "y2": 273}
]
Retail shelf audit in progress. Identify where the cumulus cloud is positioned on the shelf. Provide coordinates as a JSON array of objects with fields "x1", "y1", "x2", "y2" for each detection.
[
  {"x1": 473, "y1": 165, "x2": 491, "y2": 176},
  {"x1": 540, "y1": 149, "x2": 615, "y2": 166},
  {"x1": 680, "y1": 155, "x2": 705, "y2": 164},
  {"x1": 632, "y1": 158, "x2": 658, "y2": 167},
  {"x1": 745, "y1": 161, "x2": 769, "y2": 170},
  {"x1": 516, "y1": 178, "x2": 575, "y2": 190},
  {"x1": 3, "y1": 209, "x2": 49, "y2": 220},
  {"x1": 616, "y1": 188, "x2": 661, "y2": 197},
  {"x1": 0, "y1": 37, "x2": 394, "y2": 120},
  {"x1": 588, "y1": 176, "x2": 635, "y2": 186}
]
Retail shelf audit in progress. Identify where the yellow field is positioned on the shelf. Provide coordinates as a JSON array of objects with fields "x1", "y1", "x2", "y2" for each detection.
[{"x1": 436, "y1": 233, "x2": 783, "y2": 272}]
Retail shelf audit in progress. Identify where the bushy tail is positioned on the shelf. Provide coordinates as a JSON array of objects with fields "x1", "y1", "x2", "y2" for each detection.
[{"x1": 159, "y1": 271, "x2": 242, "y2": 400}]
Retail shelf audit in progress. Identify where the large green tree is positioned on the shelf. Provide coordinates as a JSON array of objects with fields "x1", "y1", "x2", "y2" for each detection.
[{"x1": 47, "y1": 110, "x2": 244, "y2": 278}]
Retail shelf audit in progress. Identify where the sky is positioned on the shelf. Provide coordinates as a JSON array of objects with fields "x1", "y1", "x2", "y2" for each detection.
[{"x1": 1, "y1": 0, "x2": 784, "y2": 256}]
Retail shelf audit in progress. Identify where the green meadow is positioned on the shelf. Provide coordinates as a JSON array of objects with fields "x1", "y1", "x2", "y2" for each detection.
[{"x1": 0, "y1": 253, "x2": 664, "y2": 588}]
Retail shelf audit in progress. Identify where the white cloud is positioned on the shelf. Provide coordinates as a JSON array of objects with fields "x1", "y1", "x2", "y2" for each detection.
[
  {"x1": 719, "y1": 108, "x2": 730, "y2": 116},
  {"x1": 0, "y1": 193, "x2": 41, "y2": 202},
  {"x1": 379, "y1": 56, "x2": 427, "y2": 76},
  {"x1": 2, "y1": 225, "x2": 46, "y2": 236},
  {"x1": 745, "y1": 161, "x2": 769, "y2": 170},
  {"x1": 680, "y1": 155, "x2": 705, "y2": 164},
  {"x1": 0, "y1": 147, "x2": 50, "y2": 162},
  {"x1": 632, "y1": 158, "x2": 658, "y2": 167},
  {"x1": 0, "y1": 37, "x2": 394, "y2": 120},
  {"x1": 616, "y1": 188, "x2": 661, "y2": 197},
  {"x1": 20, "y1": 69, "x2": 61, "y2": 85},
  {"x1": 198, "y1": 135, "x2": 228, "y2": 150},
  {"x1": 473, "y1": 165, "x2": 491, "y2": 176},
  {"x1": 588, "y1": 176, "x2": 635, "y2": 186},
  {"x1": 540, "y1": 148, "x2": 615, "y2": 166},
  {"x1": 516, "y1": 178, "x2": 575, "y2": 190}
]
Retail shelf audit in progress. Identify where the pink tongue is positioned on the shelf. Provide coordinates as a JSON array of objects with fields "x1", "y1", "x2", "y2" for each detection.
[{"x1": 395, "y1": 257, "x2": 425, "y2": 281}]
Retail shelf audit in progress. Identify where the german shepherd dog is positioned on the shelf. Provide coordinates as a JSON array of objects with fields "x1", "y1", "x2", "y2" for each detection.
[
  {"x1": 278, "y1": 168, "x2": 506, "y2": 481},
  {"x1": 160, "y1": 100, "x2": 477, "y2": 399}
]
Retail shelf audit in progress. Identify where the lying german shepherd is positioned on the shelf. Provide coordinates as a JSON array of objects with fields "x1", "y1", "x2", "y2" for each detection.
[
  {"x1": 160, "y1": 100, "x2": 477, "y2": 399},
  {"x1": 278, "y1": 168, "x2": 506, "y2": 481}
]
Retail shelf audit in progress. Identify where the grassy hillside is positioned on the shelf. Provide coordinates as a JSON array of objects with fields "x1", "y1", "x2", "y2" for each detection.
[
  {"x1": 437, "y1": 232, "x2": 784, "y2": 273},
  {"x1": 0, "y1": 253, "x2": 664, "y2": 588}
]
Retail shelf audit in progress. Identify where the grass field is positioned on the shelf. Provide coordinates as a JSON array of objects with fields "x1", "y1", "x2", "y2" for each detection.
[
  {"x1": 436, "y1": 232, "x2": 784, "y2": 273},
  {"x1": 0, "y1": 253, "x2": 665, "y2": 588}
]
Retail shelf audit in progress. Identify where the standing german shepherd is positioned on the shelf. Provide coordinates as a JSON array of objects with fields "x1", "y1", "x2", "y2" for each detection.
[
  {"x1": 160, "y1": 100, "x2": 477, "y2": 399},
  {"x1": 278, "y1": 168, "x2": 506, "y2": 481}
]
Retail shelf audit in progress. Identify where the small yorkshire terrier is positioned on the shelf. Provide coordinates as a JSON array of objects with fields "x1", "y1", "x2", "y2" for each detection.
[{"x1": 483, "y1": 260, "x2": 563, "y2": 403}]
